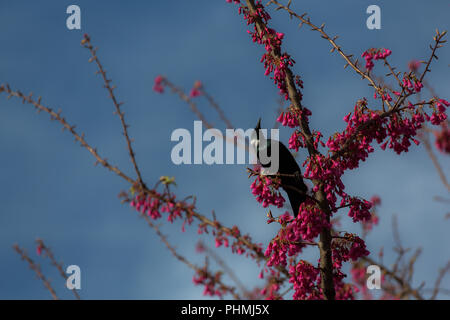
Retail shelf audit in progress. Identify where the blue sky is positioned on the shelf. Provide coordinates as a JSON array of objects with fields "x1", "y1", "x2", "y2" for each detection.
[{"x1": 0, "y1": 1, "x2": 449, "y2": 299}]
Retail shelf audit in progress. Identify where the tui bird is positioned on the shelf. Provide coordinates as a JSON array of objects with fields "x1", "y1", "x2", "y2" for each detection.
[{"x1": 250, "y1": 118, "x2": 308, "y2": 217}]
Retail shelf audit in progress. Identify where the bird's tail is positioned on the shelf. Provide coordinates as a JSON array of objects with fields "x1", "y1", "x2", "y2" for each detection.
[{"x1": 286, "y1": 189, "x2": 306, "y2": 218}]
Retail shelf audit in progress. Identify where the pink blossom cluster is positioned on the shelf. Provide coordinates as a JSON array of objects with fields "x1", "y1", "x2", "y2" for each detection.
[
  {"x1": 304, "y1": 154, "x2": 345, "y2": 211},
  {"x1": 370, "y1": 195, "x2": 381, "y2": 206},
  {"x1": 288, "y1": 261, "x2": 321, "y2": 300},
  {"x1": 434, "y1": 122, "x2": 450, "y2": 154},
  {"x1": 227, "y1": 1, "x2": 449, "y2": 300},
  {"x1": 288, "y1": 130, "x2": 304, "y2": 151},
  {"x1": 332, "y1": 234, "x2": 370, "y2": 270},
  {"x1": 347, "y1": 236, "x2": 370, "y2": 261},
  {"x1": 334, "y1": 281, "x2": 356, "y2": 300},
  {"x1": 153, "y1": 75, "x2": 165, "y2": 93},
  {"x1": 408, "y1": 60, "x2": 421, "y2": 72},
  {"x1": 265, "y1": 51, "x2": 448, "y2": 299},
  {"x1": 214, "y1": 234, "x2": 229, "y2": 248},
  {"x1": 197, "y1": 218, "x2": 262, "y2": 258},
  {"x1": 381, "y1": 112, "x2": 423, "y2": 154},
  {"x1": 199, "y1": 219, "x2": 262, "y2": 258},
  {"x1": 277, "y1": 110, "x2": 299, "y2": 128},
  {"x1": 264, "y1": 238, "x2": 289, "y2": 267},
  {"x1": 431, "y1": 99, "x2": 449, "y2": 125},
  {"x1": 296, "y1": 201, "x2": 331, "y2": 240},
  {"x1": 277, "y1": 106, "x2": 312, "y2": 128},
  {"x1": 192, "y1": 269, "x2": 227, "y2": 298},
  {"x1": 350, "y1": 264, "x2": 372, "y2": 299},
  {"x1": 347, "y1": 198, "x2": 372, "y2": 223},
  {"x1": 379, "y1": 92, "x2": 393, "y2": 102},
  {"x1": 264, "y1": 212, "x2": 305, "y2": 267},
  {"x1": 326, "y1": 101, "x2": 387, "y2": 168},
  {"x1": 402, "y1": 75, "x2": 423, "y2": 93},
  {"x1": 261, "y1": 283, "x2": 281, "y2": 300},
  {"x1": 250, "y1": 174, "x2": 285, "y2": 209},
  {"x1": 227, "y1": 0, "x2": 300, "y2": 100},
  {"x1": 189, "y1": 80, "x2": 203, "y2": 98},
  {"x1": 212, "y1": 224, "x2": 236, "y2": 251},
  {"x1": 36, "y1": 243, "x2": 43, "y2": 256},
  {"x1": 350, "y1": 265, "x2": 365, "y2": 284},
  {"x1": 362, "y1": 48, "x2": 392, "y2": 72},
  {"x1": 361, "y1": 196, "x2": 381, "y2": 232},
  {"x1": 325, "y1": 96, "x2": 447, "y2": 167},
  {"x1": 264, "y1": 202, "x2": 331, "y2": 268},
  {"x1": 259, "y1": 277, "x2": 281, "y2": 300},
  {"x1": 300, "y1": 146, "x2": 375, "y2": 224},
  {"x1": 130, "y1": 193, "x2": 188, "y2": 223},
  {"x1": 130, "y1": 194, "x2": 162, "y2": 220}
]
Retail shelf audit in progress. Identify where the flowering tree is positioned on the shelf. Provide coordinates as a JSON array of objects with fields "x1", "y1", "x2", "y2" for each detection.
[{"x1": 3, "y1": 0, "x2": 449, "y2": 300}]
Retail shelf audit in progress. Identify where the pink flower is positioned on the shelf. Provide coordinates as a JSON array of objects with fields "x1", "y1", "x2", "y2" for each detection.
[
  {"x1": 250, "y1": 169, "x2": 285, "y2": 209},
  {"x1": 153, "y1": 75, "x2": 165, "y2": 93},
  {"x1": 370, "y1": 195, "x2": 381, "y2": 206},
  {"x1": 189, "y1": 80, "x2": 203, "y2": 98},
  {"x1": 190, "y1": 89, "x2": 201, "y2": 98},
  {"x1": 227, "y1": 0, "x2": 299, "y2": 100},
  {"x1": 434, "y1": 123, "x2": 450, "y2": 154},
  {"x1": 408, "y1": 60, "x2": 421, "y2": 71},
  {"x1": 288, "y1": 131, "x2": 303, "y2": 151},
  {"x1": 414, "y1": 80, "x2": 423, "y2": 92},
  {"x1": 289, "y1": 261, "x2": 321, "y2": 300},
  {"x1": 362, "y1": 48, "x2": 392, "y2": 71}
]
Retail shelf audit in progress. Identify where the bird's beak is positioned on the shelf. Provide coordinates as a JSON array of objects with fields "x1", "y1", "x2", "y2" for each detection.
[{"x1": 255, "y1": 117, "x2": 261, "y2": 131}]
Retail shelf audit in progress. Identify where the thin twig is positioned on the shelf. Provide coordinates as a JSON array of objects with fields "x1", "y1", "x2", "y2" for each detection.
[
  {"x1": 198, "y1": 241, "x2": 248, "y2": 298},
  {"x1": 419, "y1": 126, "x2": 450, "y2": 191},
  {"x1": 36, "y1": 239, "x2": 81, "y2": 300},
  {"x1": 13, "y1": 244, "x2": 59, "y2": 300},
  {"x1": 82, "y1": 34, "x2": 146, "y2": 189},
  {"x1": 141, "y1": 215, "x2": 241, "y2": 299},
  {"x1": 362, "y1": 256, "x2": 424, "y2": 300},
  {"x1": 201, "y1": 88, "x2": 234, "y2": 129},
  {"x1": 431, "y1": 261, "x2": 450, "y2": 299},
  {"x1": 0, "y1": 84, "x2": 135, "y2": 184}
]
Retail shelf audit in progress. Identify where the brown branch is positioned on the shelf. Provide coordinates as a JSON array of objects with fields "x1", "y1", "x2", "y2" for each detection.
[
  {"x1": 431, "y1": 261, "x2": 450, "y2": 300},
  {"x1": 163, "y1": 79, "x2": 215, "y2": 129},
  {"x1": 268, "y1": 1, "x2": 447, "y2": 163},
  {"x1": 36, "y1": 239, "x2": 81, "y2": 300},
  {"x1": 358, "y1": 216, "x2": 428, "y2": 300},
  {"x1": 82, "y1": 34, "x2": 145, "y2": 189},
  {"x1": 361, "y1": 256, "x2": 424, "y2": 300},
  {"x1": 13, "y1": 244, "x2": 59, "y2": 300},
  {"x1": 245, "y1": 0, "x2": 335, "y2": 299},
  {"x1": 383, "y1": 59, "x2": 403, "y2": 89},
  {"x1": 1, "y1": 83, "x2": 289, "y2": 284},
  {"x1": 267, "y1": 0, "x2": 389, "y2": 108},
  {"x1": 198, "y1": 241, "x2": 248, "y2": 298},
  {"x1": 419, "y1": 126, "x2": 450, "y2": 191},
  {"x1": 140, "y1": 214, "x2": 241, "y2": 299},
  {"x1": 200, "y1": 88, "x2": 234, "y2": 129},
  {"x1": 419, "y1": 30, "x2": 447, "y2": 84},
  {"x1": 159, "y1": 77, "x2": 252, "y2": 154},
  {"x1": 391, "y1": 30, "x2": 446, "y2": 113},
  {"x1": 273, "y1": 98, "x2": 286, "y2": 129},
  {"x1": 0, "y1": 84, "x2": 135, "y2": 185}
]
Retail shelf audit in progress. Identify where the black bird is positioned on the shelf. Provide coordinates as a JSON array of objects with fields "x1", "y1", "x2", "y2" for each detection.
[{"x1": 251, "y1": 118, "x2": 308, "y2": 217}]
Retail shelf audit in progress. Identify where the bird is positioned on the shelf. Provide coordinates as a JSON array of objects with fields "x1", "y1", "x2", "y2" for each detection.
[{"x1": 250, "y1": 118, "x2": 308, "y2": 217}]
